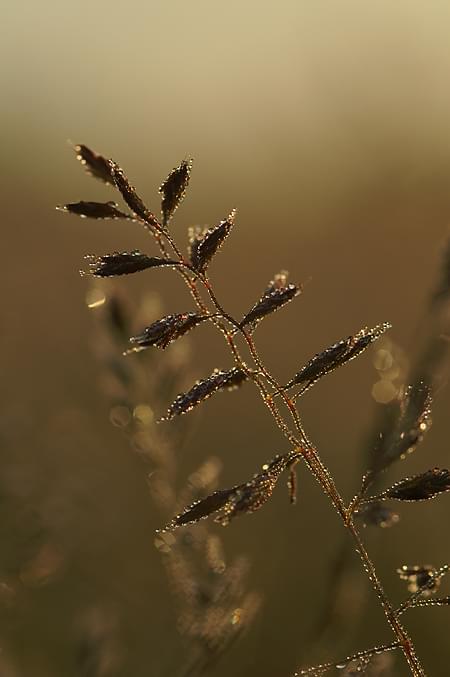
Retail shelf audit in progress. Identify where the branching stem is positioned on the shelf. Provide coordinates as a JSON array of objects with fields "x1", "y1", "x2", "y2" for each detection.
[
  {"x1": 295, "y1": 640, "x2": 400, "y2": 675},
  {"x1": 136, "y1": 212, "x2": 425, "y2": 676}
]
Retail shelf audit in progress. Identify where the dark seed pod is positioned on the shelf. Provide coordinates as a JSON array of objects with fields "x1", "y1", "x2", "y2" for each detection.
[
  {"x1": 57, "y1": 200, "x2": 132, "y2": 220},
  {"x1": 286, "y1": 337, "x2": 351, "y2": 392},
  {"x1": 160, "y1": 367, "x2": 248, "y2": 421},
  {"x1": 345, "y1": 323, "x2": 392, "y2": 361},
  {"x1": 127, "y1": 312, "x2": 210, "y2": 352},
  {"x1": 214, "y1": 454, "x2": 294, "y2": 528},
  {"x1": 109, "y1": 160, "x2": 160, "y2": 229},
  {"x1": 378, "y1": 468, "x2": 450, "y2": 502},
  {"x1": 160, "y1": 489, "x2": 236, "y2": 530},
  {"x1": 286, "y1": 322, "x2": 391, "y2": 393},
  {"x1": 189, "y1": 210, "x2": 235, "y2": 273},
  {"x1": 159, "y1": 452, "x2": 298, "y2": 531},
  {"x1": 86, "y1": 251, "x2": 179, "y2": 277},
  {"x1": 74, "y1": 144, "x2": 114, "y2": 185},
  {"x1": 159, "y1": 159, "x2": 192, "y2": 226},
  {"x1": 240, "y1": 271, "x2": 300, "y2": 332}
]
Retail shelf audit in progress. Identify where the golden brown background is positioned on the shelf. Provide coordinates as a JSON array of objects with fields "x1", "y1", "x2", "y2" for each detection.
[{"x1": 1, "y1": 2, "x2": 450, "y2": 675}]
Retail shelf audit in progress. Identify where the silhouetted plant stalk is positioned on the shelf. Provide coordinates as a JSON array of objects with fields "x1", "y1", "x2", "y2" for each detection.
[
  {"x1": 301, "y1": 244, "x2": 450, "y2": 670},
  {"x1": 60, "y1": 144, "x2": 450, "y2": 676}
]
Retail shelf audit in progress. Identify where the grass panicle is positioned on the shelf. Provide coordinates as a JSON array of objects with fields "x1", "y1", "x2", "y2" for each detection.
[{"x1": 61, "y1": 143, "x2": 450, "y2": 677}]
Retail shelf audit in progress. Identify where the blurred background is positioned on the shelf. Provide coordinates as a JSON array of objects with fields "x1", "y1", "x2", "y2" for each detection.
[{"x1": 1, "y1": 1, "x2": 450, "y2": 675}]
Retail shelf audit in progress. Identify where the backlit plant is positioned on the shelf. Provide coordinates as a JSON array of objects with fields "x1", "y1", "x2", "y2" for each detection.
[{"x1": 59, "y1": 144, "x2": 450, "y2": 676}]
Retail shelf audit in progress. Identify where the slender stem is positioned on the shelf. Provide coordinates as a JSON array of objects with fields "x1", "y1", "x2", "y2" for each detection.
[
  {"x1": 397, "y1": 565, "x2": 450, "y2": 615},
  {"x1": 201, "y1": 276, "x2": 425, "y2": 674},
  {"x1": 136, "y1": 214, "x2": 425, "y2": 676},
  {"x1": 347, "y1": 470, "x2": 376, "y2": 519},
  {"x1": 346, "y1": 519, "x2": 424, "y2": 675},
  {"x1": 295, "y1": 640, "x2": 400, "y2": 675},
  {"x1": 153, "y1": 227, "x2": 303, "y2": 447},
  {"x1": 399, "y1": 597, "x2": 450, "y2": 613}
]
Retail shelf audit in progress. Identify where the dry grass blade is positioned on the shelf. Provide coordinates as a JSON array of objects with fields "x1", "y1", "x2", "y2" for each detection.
[
  {"x1": 86, "y1": 251, "x2": 179, "y2": 277},
  {"x1": 374, "y1": 468, "x2": 450, "y2": 502},
  {"x1": 73, "y1": 143, "x2": 115, "y2": 184},
  {"x1": 189, "y1": 210, "x2": 235, "y2": 273},
  {"x1": 159, "y1": 367, "x2": 248, "y2": 421},
  {"x1": 286, "y1": 338, "x2": 350, "y2": 391},
  {"x1": 57, "y1": 201, "x2": 132, "y2": 220},
  {"x1": 160, "y1": 452, "x2": 297, "y2": 531},
  {"x1": 159, "y1": 158, "x2": 192, "y2": 226},
  {"x1": 126, "y1": 312, "x2": 210, "y2": 352},
  {"x1": 239, "y1": 271, "x2": 300, "y2": 332},
  {"x1": 370, "y1": 381, "x2": 432, "y2": 476},
  {"x1": 286, "y1": 323, "x2": 391, "y2": 394},
  {"x1": 109, "y1": 160, "x2": 160, "y2": 229},
  {"x1": 213, "y1": 453, "x2": 297, "y2": 527},
  {"x1": 158, "y1": 489, "x2": 236, "y2": 531},
  {"x1": 355, "y1": 380, "x2": 434, "y2": 504}
]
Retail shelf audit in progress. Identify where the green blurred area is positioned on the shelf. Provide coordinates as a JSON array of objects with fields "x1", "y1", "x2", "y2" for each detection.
[{"x1": 1, "y1": 2, "x2": 450, "y2": 675}]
